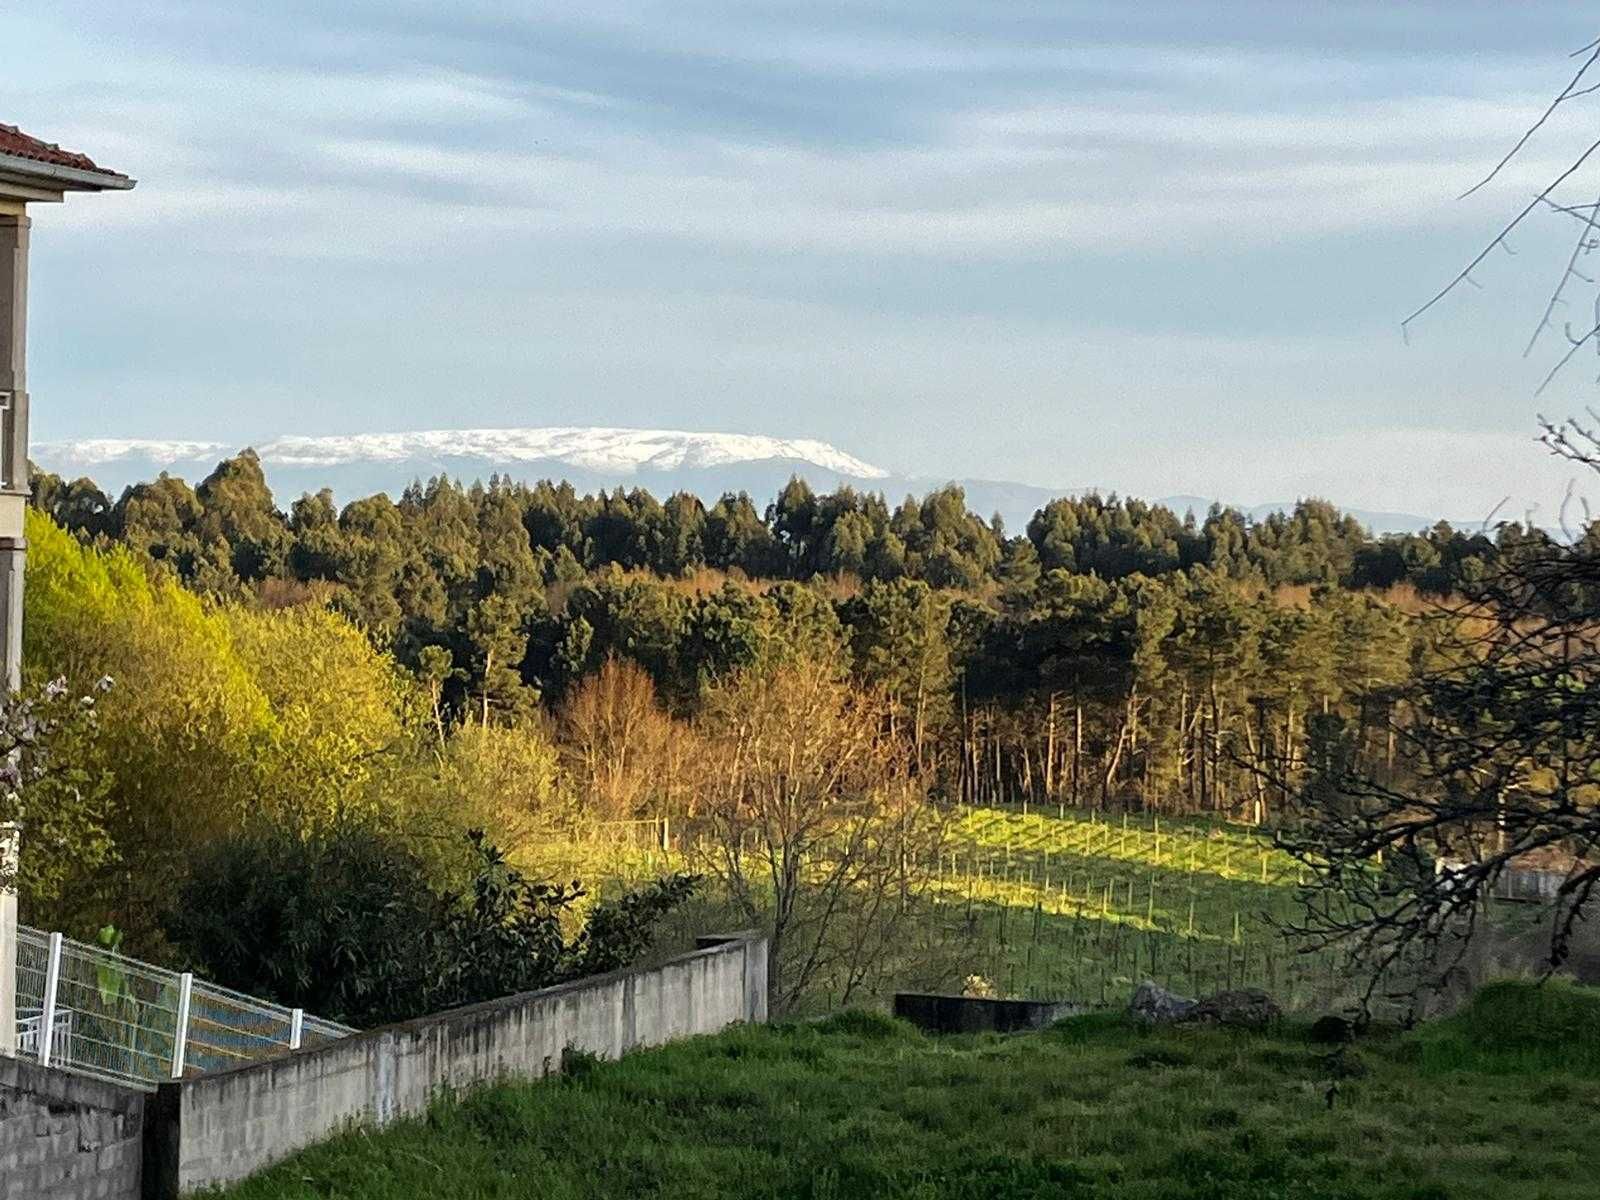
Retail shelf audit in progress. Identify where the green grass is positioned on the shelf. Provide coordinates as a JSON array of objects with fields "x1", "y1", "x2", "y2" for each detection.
[
  {"x1": 1410, "y1": 978, "x2": 1600, "y2": 1074},
  {"x1": 219, "y1": 981, "x2": 1600, "y2": 1200}
]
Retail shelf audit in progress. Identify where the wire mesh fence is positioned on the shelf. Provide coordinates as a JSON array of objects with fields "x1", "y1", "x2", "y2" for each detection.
[{"x1": 12, "y1": 924, "x2": 356, "y2": 1089}]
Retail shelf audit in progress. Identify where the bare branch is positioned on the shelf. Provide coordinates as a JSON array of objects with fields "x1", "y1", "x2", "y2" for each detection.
[
  {"x1": 1402, "y1": 138, "x2": 1600, "y2": 333},
  {"x1": 1459, "y1": 42, "x2": 1600, "y2": 200},
  {"x1": 1526, "y1": 186, "x2": 1600, "y2": 356}
]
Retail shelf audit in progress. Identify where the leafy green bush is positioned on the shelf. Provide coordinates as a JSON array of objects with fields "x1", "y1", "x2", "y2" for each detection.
[
  {"x1": 164, "y1": 825, "x2": 697, "y2": 1026},
  {"x1": 1457, "y1": 979, "x2": 1600, "y2": 1047},
  {"x1": 162, "y1": 823, "x2": 439, "y2": 1025}
]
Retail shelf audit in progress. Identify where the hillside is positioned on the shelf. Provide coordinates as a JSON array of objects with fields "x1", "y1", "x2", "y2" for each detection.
[{"x1": 218, "y1": 982, "x2": 1600, "y2": 1200}]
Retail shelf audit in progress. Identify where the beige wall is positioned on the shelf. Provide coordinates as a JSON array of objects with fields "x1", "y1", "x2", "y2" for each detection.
[{"x1": 146, "y1": 931, "x2": 767, "y2": 1198}]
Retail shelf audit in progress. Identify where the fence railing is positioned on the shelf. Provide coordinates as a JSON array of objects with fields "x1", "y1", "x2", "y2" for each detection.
[{"x1": 12, "y1": 924, "x2": 355, "y2": 1089}]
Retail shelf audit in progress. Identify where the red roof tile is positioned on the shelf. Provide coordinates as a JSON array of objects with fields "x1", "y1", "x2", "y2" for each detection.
[{"x1": 0, "y1": 123, "x2": 129, "y2": 181}]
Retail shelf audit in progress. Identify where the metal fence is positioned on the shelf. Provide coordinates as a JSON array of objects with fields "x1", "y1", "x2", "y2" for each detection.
[{"x1": 12, "y1": 924, "x2": 355, "y2": 1089}]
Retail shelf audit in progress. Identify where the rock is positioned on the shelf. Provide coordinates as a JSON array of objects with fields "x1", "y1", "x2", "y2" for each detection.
[
  {"x1": 1129, "y1": 980, "x2": 1197, "y2": 1023},
  {"x1": 1184, "y1": 988, "x2": 1283, "y2": 1029},
  {"x1": 1309, "y1": 1014, "x2": 1354, "y2": 1045}
]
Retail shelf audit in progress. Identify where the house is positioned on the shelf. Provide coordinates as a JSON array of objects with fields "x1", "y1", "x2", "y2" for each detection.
[{"x1": 0, "y1": 121, "x2": 132, "y2": 1056}]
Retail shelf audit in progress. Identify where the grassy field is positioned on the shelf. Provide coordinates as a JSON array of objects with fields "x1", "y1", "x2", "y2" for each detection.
[
  {"x1": 220, "y1": 981, "x2": 1600, "y2": 1200},
  {"x1": 529, "y1": 803, "x2": 1354, "y2": 1013}
]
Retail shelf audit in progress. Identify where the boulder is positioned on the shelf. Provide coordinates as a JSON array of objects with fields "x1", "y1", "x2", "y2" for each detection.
[
  {"x1": 1185, "y1": 987, "x2": 1282, "y2": 1029},
  {"x1": 1129, "y1": 980, "x2": 1197, "y2": 1023}
]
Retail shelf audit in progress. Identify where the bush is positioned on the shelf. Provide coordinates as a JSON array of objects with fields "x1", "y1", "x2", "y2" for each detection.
[
  {"x1": 162, "y1": 825, "x2": 444, "y2": 1026},
  {"x1": 165, "y1": 825, "x2": 697, "y2": 1027},
  {"x1": 1455, "y1": 979, "x2": 1600, "y2": 1049}
]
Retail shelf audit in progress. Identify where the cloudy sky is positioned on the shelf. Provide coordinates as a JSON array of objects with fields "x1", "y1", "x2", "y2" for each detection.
[{"x1": 10, "y1": 2, "x2": 1600, "y2": 520}]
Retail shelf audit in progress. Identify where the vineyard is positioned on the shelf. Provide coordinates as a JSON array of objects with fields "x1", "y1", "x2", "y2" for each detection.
[
  {"x1": 926, "y1": 805, "x2": 1348, "y2": 1010},
  {"x1": 526, "y1": 801, "x2": 1364, "y2": 1014}
]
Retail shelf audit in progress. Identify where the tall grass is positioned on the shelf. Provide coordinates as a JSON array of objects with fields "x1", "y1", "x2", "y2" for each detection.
[
  {"x1": 1411, "y1": 978, "x2": 1600, "y2": 1075},
  {"x1": 219, "y1": 996, "x2": 1600, "y2": 1200}
]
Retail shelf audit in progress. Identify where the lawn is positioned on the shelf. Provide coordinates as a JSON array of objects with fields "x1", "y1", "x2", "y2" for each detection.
[{"x1": 219, "y1": 981, "x2": 1600, "y2": 1200}]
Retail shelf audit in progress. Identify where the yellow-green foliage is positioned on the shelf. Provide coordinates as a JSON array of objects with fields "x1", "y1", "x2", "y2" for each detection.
[
  {"x1": 226, "y1": 604, "x2": 417, "y2": 832},
  {"x1": 21, "y1": 511, "x2": 421, "y2": 940},
  {"x1": 437, "y1": 721, "x2": 571, "y2": 851},
  {"x1": 25, "y1": 510, "x2": 268, "y2": 930}
]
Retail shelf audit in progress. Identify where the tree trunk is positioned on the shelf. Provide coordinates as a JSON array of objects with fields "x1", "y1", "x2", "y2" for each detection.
[
  {"x1": 1073, "y1": 686, "x2": 1083, "y2": 809},
  {"x1": 1044, "y1": 692, "x2": 1058, "y2": 799}
]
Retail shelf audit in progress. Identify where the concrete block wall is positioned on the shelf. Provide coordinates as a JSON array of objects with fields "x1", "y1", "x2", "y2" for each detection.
[
  {"x1": 146, "y1": 930, "x2": 767, "y2": 1197},
  {"x1": 0, "y1": 1055, "x2": 145, "y2": 1200}
]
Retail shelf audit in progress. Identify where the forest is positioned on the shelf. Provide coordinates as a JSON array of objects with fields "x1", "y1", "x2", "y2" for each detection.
[
  {"x1": 32, "y1": 451, "x2": 1518, "y2": 805},
  {"x1": 13, "y1": 451, "x2": 1551, "y2": 1012}
]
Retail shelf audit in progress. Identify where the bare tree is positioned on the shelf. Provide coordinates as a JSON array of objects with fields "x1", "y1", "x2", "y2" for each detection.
[
  {"x1": 1286, "y1": 35, "x2": 1600, "y2": 1007},
  {"x1": 559, "y1": 656, "x2": 680, "y2": 822},
  {"x1": 1277, "y1": 532, "x2": 1600, "y2": 1006},
  {"x1": 1402, "y1": 35, "x2": 1600, "y2": 402},
  {"x1": 684, "y1": 658, "x2": 953, "y2": 1014}
]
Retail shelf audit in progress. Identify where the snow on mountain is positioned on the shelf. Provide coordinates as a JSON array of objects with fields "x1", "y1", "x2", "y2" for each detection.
[
  {"x1": 35, "y1": 426, "x2": 889, "y2": 481},
  {"x1": 31, "y1": 427, "x2": 1438, "y2": 537}
]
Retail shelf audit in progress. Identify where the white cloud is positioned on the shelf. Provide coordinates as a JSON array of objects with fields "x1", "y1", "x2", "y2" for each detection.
[
  {"x1": 25, "y1": 36, "x2": 1594, "y2": 265},
  {"x1": 15, "y1": 4, "x2": 1600, "y2": 519}
]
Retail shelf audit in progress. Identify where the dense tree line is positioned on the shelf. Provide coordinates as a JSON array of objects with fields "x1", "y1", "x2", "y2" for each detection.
[
  {"x1": 25, "y1": 453, "x2": 1533, "y2": 827},
  {"x1": 32, "y1": 454, "x2": 1506, "y2": 701},
  {"x1": 34, "y1": 454, "x2": 1509, "y2": 609}
]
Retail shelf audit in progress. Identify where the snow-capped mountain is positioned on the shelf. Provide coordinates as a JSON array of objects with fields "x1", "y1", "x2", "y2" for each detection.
[
  {"x1": 31, "y1": 425, "x2": 1438, "y2": 536},
  {"x1": 37, "y1": 426, "x2": 887, "y2": 482},
  {"x1": 34, "y1": 424, "x2": 960, "y2": 513}
]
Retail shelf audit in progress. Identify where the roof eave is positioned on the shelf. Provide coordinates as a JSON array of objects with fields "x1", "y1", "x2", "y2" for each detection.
[{"x1": 0, "y1": 150, "x2": 135, "y2": 194}]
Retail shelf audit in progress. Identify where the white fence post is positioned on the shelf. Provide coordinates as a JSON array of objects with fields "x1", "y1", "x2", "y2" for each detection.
[
  {"x1": 289, "y1": 1007, "x2": 304, "y2": 1051},
  {"x1": 0, "y1": 823, "x2": 17, "y2": 1057},
  {"x1": 171, "y1": 972, "x2": 194, "y2": 1079},
  {"x1": 37, "y1": 930, "x2": 61, "y2": 1066}
]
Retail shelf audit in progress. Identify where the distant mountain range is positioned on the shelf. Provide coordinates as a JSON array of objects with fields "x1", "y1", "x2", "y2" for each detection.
[{"x1": 31, "y1": 426, "x2": 1441, "y2": 537}]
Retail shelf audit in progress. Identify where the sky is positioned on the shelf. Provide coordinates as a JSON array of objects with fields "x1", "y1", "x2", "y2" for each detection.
[{"x1": 9, "y1": 1, "x2": 1600, "y2": 521}]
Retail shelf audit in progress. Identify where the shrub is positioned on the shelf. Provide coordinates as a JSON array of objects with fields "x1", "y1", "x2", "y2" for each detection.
[
  {"x1": 165, "y1": 825, "x2": 697, "y2": 1027},
  {"x1": 1455, "y1": 979, "x2": 1600, "y2": 1049},
  {"x1": 162, "y1": 824, "x2": 443, "y2": 1026}
]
